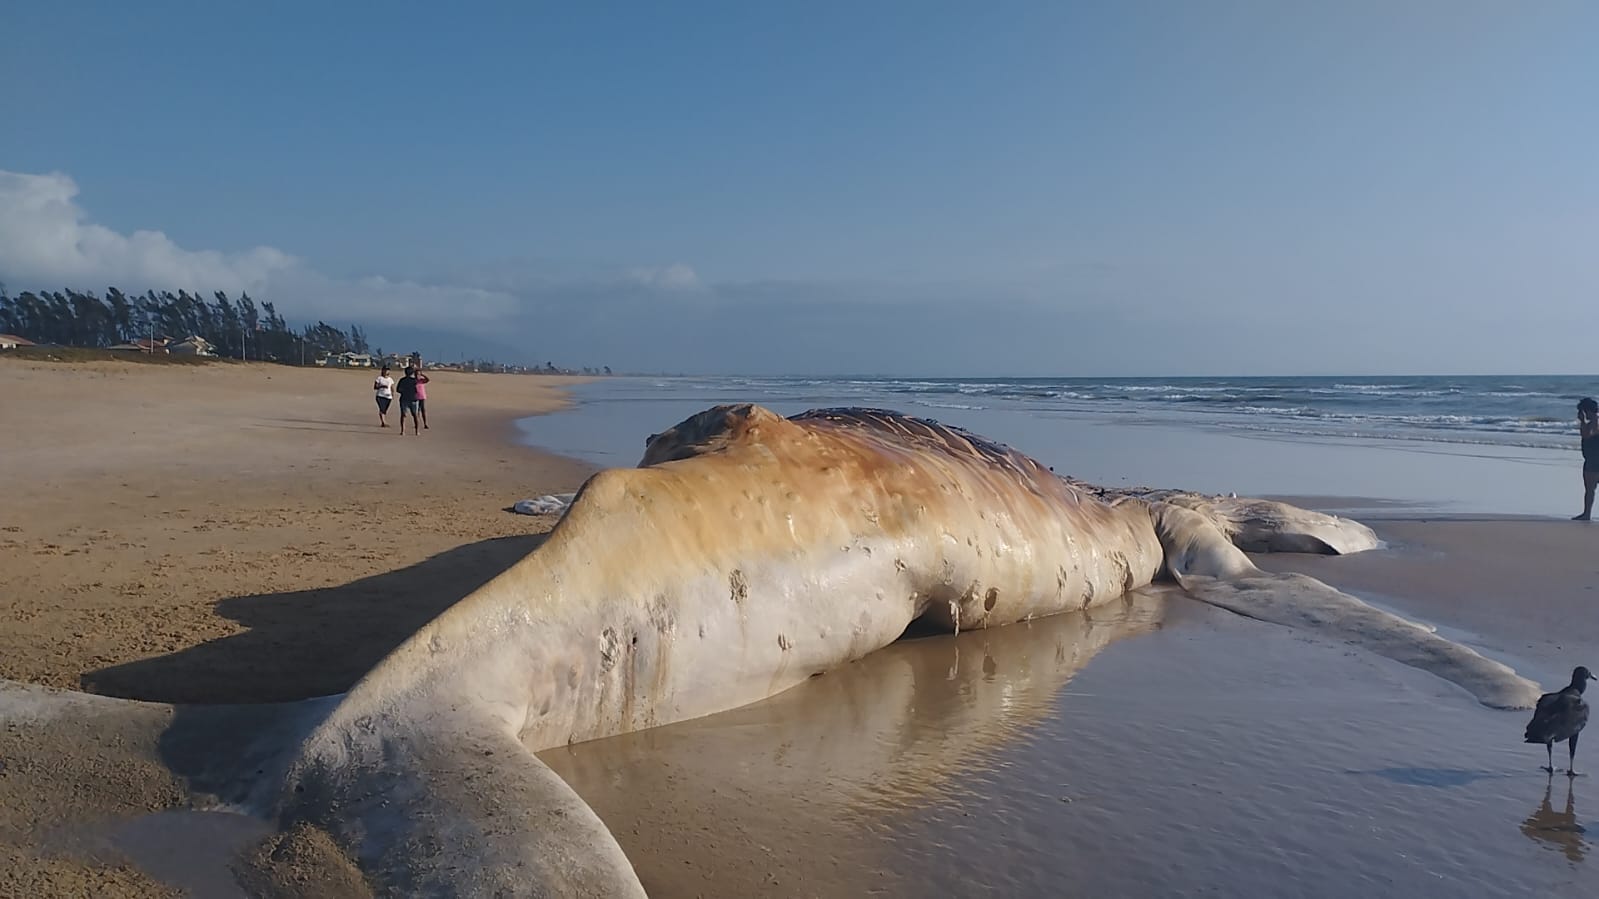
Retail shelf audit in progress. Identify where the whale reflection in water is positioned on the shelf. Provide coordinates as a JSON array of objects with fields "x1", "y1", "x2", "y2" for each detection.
[{"x1": 542, "y1": 588, "x2": 1169, "y2": 897}]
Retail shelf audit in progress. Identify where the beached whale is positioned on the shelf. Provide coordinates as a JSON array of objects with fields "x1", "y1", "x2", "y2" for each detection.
[{"x1": 0, "y1": 404, "x2": 1545, "y2": 897}]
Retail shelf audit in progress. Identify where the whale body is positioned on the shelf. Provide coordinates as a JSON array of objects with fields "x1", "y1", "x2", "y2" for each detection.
[{"x1": 0, "y1": 404, "x2": 1542, "y2": 897}]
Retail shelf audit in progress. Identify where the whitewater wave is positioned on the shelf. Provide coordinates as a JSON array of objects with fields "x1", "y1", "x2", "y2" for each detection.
[{"x1": 634, "y1": 375, "x2": 1590, "y2": 453}]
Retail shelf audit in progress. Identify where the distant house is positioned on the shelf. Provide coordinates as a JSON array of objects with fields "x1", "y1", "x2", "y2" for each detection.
[
  {"x1": 336, "y1": 352, "x2": 374, "y2": 368},
  {"x1": 109, "y1": 337, "x2": 170, "y2": 354},
  {"x1": 167, "y1": 335, "x2": 217, "y2": 356},
  {"x1": 0, "y1": 334, "x2": 36, "y2": 349}
]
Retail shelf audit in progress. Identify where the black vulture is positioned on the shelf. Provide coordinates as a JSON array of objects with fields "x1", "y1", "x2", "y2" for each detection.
[{"x1": 1524, "y1": 666, "x2": 1596, "y2": 775}]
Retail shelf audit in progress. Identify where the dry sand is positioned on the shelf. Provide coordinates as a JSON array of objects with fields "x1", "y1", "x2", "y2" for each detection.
[
  {"x1": 0, "y1": 356, "x2": 593, "y2": 897},
  {"x1": 2, "y1": 356, "x2": 1594, "y2": 897},
  {"x1": 0, "y1": 357, "x2": 593, "y2": 702}
]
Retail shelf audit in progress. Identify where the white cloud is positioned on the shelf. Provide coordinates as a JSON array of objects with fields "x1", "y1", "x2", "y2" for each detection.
[
  {"x1": 0, "y1": 167, "x2": 1221, "y2": 373},
  {"x1": 0, "y1": 169, "x2": 559, "y2": 338},
  {"x1": 29, "y1": 165, "x2": 1545, "y2": 376},
  {"x1": 0, "y1": 169, "x2": 298, "y2": 293},
  {"x1": 626, "y1": 262, "x2": 702, "y2": 291},
  {"x1": 0, "y1": 168, "x2": 734, "y2": 352}
]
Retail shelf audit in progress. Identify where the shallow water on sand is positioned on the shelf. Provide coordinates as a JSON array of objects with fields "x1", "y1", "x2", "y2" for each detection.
[
  {"x1": 544, "y1": 591, "x2": 1591, "y2": 898},
  {"x1": 45, "y1": 809, "x2": 271, "y2": 898}
]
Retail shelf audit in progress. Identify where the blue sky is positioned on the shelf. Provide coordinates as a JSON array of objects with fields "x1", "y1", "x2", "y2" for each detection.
[{"x1": 2, "y1": 1, "x2": 1595, "y2": 374}]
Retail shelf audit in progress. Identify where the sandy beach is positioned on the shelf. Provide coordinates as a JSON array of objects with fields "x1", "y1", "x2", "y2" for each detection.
[
  {"x1": 0, "y1": 357, "x2": 594, "y2": 703},
  {"x1": 2, "y1": 359, "x2": 1595, "y2": 898},
  {"x1": 0, "y1": 357, "x2": 593, "y2": 897}
]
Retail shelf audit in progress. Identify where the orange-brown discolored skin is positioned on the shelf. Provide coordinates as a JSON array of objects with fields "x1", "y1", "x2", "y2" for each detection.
[{"x1": 277, "y1": 404, "x2": 1165, "y2": 896}]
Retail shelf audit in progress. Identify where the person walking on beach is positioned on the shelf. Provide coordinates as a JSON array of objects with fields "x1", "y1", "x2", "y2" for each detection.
[
  {"x1": 1574, "y1": 397, "x2": 1599, "y2": 520},
  {"x1": 414, "y1": 366, "x2": 431, "y2": 430},
  {"x1": 396, "y1": 366, "x2": 423, "y2": 436},
  {"x1": 373, "y1": 365, "x2": 395, "y2": 428}
]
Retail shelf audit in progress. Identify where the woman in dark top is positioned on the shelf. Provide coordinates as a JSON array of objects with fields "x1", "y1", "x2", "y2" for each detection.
[
  {"x1": 1575, "y1": 397, "x2": 1599, "y2": 520},
  {"x1": 396, "y1": 367, "x2": 422, "y2": 436}
]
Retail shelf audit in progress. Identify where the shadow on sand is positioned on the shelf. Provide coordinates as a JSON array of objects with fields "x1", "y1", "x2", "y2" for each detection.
[
  {"x1": 1348, "y1": 767, "x2": 1518, "y2": 788},
  {"x1": 84, "y1": 532, "x2": 549, "y2": 705},
  {"x1": 265, "y1": 418, "x2": 373, "y2": 428},
  {"x1": 252, "y1": 423, "x2": 376, "y2": 435}
]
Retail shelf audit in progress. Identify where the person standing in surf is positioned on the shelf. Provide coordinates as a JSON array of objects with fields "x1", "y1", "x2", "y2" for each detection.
[{"x1": 1575, "y1": 397, "x2": 1599, "y2": 520}]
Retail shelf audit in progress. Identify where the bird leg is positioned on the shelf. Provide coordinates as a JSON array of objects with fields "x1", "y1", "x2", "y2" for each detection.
[
  {"x1": 1567, "y1": 733, "x2": 1582, "y2": 777},
  {"x1": 1543, "y1": 742, "x2": 1555, "y2": 774}
]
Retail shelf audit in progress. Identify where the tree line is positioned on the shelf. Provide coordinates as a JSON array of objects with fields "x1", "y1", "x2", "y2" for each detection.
[{"x1": 0, "y1": 286, "x2": 368, "y2": 362}]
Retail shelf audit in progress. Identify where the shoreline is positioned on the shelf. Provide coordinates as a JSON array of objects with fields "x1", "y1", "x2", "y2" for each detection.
[
  {"x1": 4, "y1": 359, "x2": 1581, "y2": 705},
  {"x1": 2, "y1": 361, "x2": 1594, "y2": 897}
]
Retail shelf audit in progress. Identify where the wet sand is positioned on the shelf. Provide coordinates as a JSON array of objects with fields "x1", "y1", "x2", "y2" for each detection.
[
  {"x1": 1254, "y1": 514, "x2": 1599, "y2": 685},
  {"x1": 2, "y1": 361, "x2": 1595, "y2": 897},
  {"x1": 547, "y1": 587, "x2": 1593, "y2": 898}
]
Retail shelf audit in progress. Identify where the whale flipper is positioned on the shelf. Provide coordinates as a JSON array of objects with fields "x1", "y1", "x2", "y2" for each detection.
[
  {"x1": 278, "y1": 708, "x2": 646, "y2": 898},
  {"x1": 1147, "y1": 502, "x2": 1542, "y2": 710}
]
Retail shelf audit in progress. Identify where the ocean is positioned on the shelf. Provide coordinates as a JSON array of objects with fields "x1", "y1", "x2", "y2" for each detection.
[{"x1": 519, "y1": 374, "x2": 1595, "y2": 517}]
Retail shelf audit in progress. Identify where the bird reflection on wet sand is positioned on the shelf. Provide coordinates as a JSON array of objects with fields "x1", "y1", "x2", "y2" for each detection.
[{"x1": 1521, "y1": 776, "x2": 1588, "y2": 863}]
